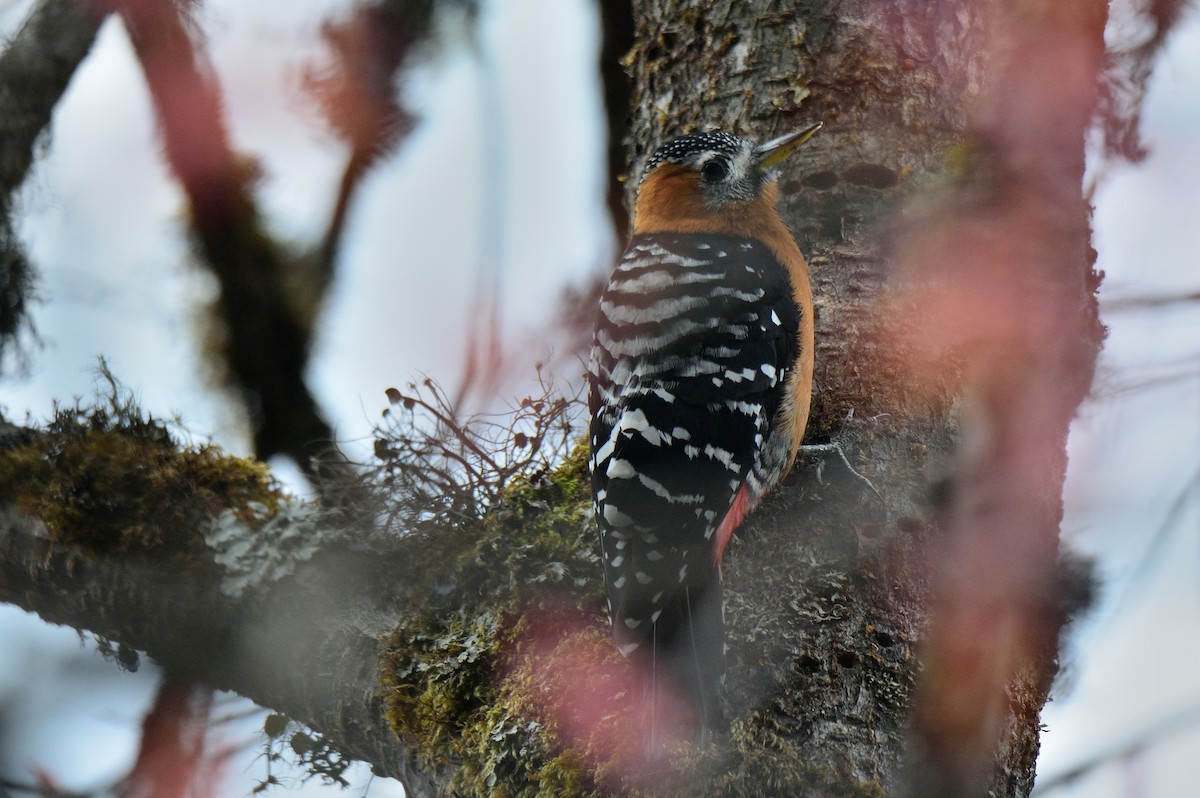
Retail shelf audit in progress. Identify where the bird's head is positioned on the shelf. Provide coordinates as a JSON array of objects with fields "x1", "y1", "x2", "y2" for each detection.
[{"x1": 632, "y1": 124, "x2": 822, "y2": 232}]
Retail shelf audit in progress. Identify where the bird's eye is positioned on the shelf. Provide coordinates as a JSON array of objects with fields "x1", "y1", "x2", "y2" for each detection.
[{"x1": 701, "y1": 158, "x2": 729, "y2": 183}]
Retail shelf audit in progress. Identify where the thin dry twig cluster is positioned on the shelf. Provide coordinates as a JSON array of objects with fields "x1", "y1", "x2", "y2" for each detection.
[{"x1": 369, "y1": 367, "x2": 581, "y2": 535}]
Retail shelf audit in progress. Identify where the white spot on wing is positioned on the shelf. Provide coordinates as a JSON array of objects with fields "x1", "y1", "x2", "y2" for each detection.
[
  {"x1": 616, "y1": 409, "x2": 668, "y2": 446},
  {"x1": 703, "y1": 443, "x2": 740, "y2": 471},
  {"x1": 609, "y1": 269, "x2": 676, "y2": 293},
  {"x1": 637, "y1": 473, "x2": 704, "y2": 504},
  {"x1": 603, "y1": 504, "x2": 633, "y2": 527},
  {"x1": 652, "y1": 388, "x2": 676, "y2": 403},
  {"x1": 606, "y1": 458, "x2": 636, "y2": 479}
]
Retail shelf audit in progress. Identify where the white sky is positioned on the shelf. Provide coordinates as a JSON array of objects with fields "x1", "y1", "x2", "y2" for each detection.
[
  {"x1": 1037, "y1": 9, "x2": 1200, "y2": 796},
  {"x1": 0, "y1": 0, "x2": 1197, "y2": 795}
]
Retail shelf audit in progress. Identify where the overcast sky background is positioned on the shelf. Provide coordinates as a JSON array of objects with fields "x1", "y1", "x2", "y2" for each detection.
[{"x1": 0, "y1": 0, "x2": 1197, "y2": 795}]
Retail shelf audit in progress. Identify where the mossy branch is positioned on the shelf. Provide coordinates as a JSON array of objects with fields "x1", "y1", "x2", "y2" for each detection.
[
  {"x1": 0, "y1": 373, "x2": 435, "y2": 793},
  {"x1": 0, "y1": 365, "x2": 899, "y2": 797}
]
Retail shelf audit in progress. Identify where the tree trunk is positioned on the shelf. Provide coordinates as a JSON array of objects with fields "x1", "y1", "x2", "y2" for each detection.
[{"x1": 624, "y1": 0, "x2": 1106, "y2": 796}]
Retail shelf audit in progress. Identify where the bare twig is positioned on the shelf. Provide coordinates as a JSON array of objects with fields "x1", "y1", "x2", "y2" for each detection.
[
  {"x1": 1101, "y1": 289, "x2": 1200, "y2": 311},
  {"x1": 1032, "y1": 701, "x2": 1200, "y2": 795},
  {"x1": 371, "y1": 369, "x2": 580, "y2": 535}
]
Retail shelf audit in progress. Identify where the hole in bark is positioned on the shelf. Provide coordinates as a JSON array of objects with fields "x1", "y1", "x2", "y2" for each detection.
[
  {"x1": 843, "y1": 162, "x2": 898, "y2": 188},
  {"x1": 795, "y1": 654, "x2": 822, "y2": 674},
  {"x1": 804, "y1": 170, "x2": 840, "y2": 189},
  {"x1": 931, "y1": 477, "x2": 954, "y2": 509},
  {"x1": 661, "y1": 31, "x2": 679, "y2": 53},
  {"x1": 896, "y1": 516, "x2": 922, "y2": 535},
  {"x1": 782, "y1": 179, "x2": 802, "y2": 195},
  {"x1": 874, "y1": 631, "x2": 896, "y2": 648},
  {"x1": 836, "y1": 650, "x2": 858, "y2": 669}
]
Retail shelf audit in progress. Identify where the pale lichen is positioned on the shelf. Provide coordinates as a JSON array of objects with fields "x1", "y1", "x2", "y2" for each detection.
[{"x1": 205, "y1": 499, "x2": 326, "y2": 598}]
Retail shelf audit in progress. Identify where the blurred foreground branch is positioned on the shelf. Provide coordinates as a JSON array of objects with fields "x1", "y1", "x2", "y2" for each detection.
[
  {"x1": 0, "y1": 0, "x2": 105, "y2": 366},
  {"x1": 891, "y1": 2, "x2": 1109, "y2": 794},
  {"x1": 115, "y1": 0, "x2": 349, "y2": 486}
]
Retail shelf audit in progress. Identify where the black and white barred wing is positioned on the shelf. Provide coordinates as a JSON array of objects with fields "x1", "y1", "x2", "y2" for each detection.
[{"x1": 587, "y1": 233, "x2": 801, "y2": 647}]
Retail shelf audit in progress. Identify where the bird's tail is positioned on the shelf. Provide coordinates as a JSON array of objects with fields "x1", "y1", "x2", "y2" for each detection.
[{"x1": 646, "y1": 573, "x2": 725, "y2": 742}]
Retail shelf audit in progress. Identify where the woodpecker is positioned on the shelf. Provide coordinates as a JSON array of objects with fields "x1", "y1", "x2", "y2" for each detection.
[{"x1": 588, "y1": 124, "x2": 821, "y2": 733}]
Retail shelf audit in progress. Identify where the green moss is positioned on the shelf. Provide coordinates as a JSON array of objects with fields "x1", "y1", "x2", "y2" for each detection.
[
  {"x1": 699, "y1": 714, "x2": 886, "y2": 798},
  {"x1": 0, "y1": 399, "x2": 282, "y2": 559},
  {"x1": 380, "y1": 442, "x2": 609, "y2": 794},
  {"x1": 448, "y1": 631, "x2": 603, "y2": 798}
]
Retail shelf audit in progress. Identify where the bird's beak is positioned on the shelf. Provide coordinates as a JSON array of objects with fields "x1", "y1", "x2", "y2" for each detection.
[{"x1": 754, "y1": 122, "x2": 823, "y2": 170}]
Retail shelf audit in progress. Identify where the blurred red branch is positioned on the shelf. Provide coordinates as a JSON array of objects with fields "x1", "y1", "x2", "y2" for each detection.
[
  {"x1": 118, "y1": 682, "x2": 218, "y2": 798},
  {"x1": 304, "y1": 0, "x2": 438, "y2": 286},
  {"x1": 891, "y1": 1, "x2": 1110, "y2": 793}
]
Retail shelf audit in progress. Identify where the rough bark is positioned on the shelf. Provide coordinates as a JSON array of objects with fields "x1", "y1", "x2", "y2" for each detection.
[{"x1": 598, "y1": 0, "x2": 636, "y2": 246}]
